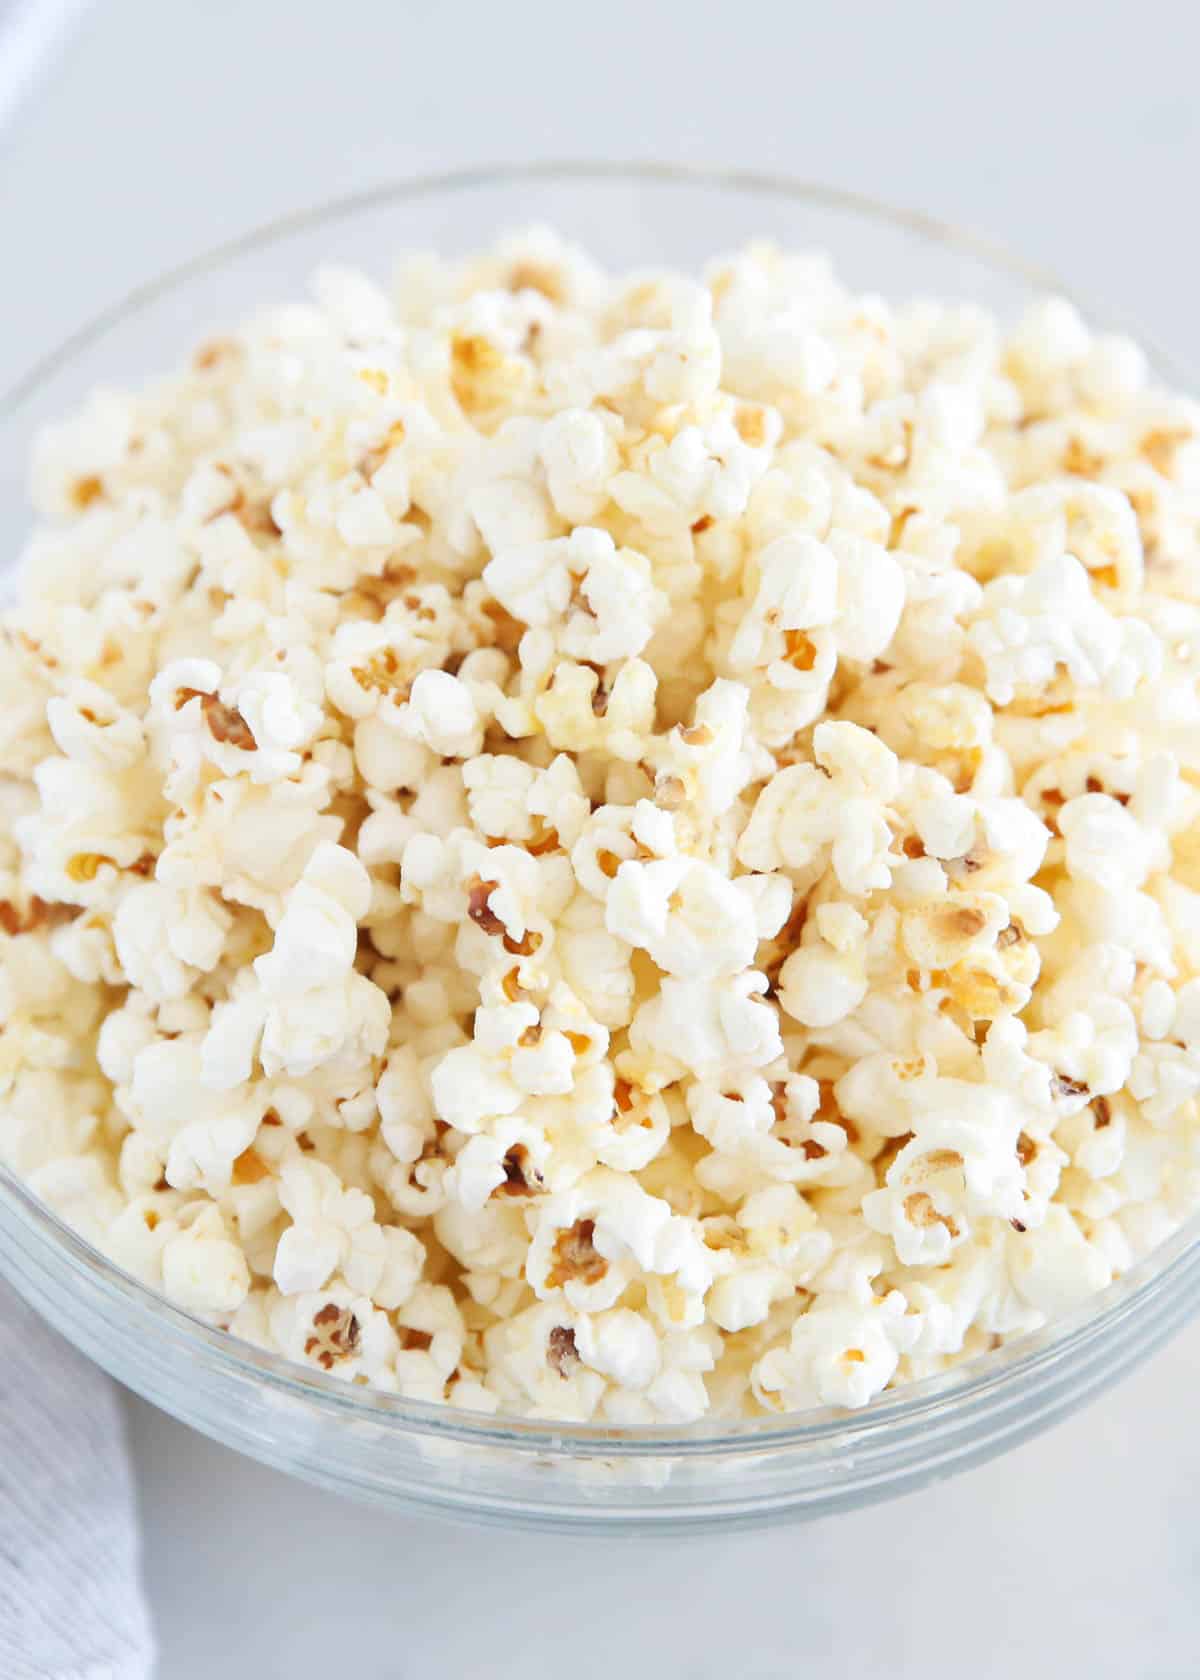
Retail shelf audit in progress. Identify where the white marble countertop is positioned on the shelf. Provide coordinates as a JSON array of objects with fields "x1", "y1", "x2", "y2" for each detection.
[{"x1": 5, "y1": 3, "x2": 1200, "y2": 1673}]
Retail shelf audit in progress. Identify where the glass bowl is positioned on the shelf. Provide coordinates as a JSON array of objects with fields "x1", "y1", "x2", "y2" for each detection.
[{"x1": 2, "y1": 163, "x2": 1198, "y2": 1535}]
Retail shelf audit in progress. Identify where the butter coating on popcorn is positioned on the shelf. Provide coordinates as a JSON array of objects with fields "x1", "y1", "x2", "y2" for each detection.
[{"x1": 5, "y1": 230, "x2": 1200, "y2": 1421}]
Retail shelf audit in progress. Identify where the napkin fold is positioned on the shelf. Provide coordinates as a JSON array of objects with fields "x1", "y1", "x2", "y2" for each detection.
[{"x1": 0, "y1": 1281, "x2": 155, "y2": 1679}]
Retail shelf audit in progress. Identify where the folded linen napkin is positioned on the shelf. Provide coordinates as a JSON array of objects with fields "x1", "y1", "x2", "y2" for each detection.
[
  {"x1": 0, "y1": 0, "x2": 94, "y2": 136},
  {"x1": 0, "y1": 1281, "x2": 155, "y2": 1679},
  {"x1": 2, "y1": 6, "x2": 150, "y2": 1671}
]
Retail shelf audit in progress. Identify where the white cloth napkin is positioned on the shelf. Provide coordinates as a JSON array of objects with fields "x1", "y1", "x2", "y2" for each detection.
[
  {"x1": 0, "y1": 0, "x2": 94, "y2": 136},
  {"x1": 4, "y1": 8, "x2": 145, "y2": 1663},
  {"x1": 0, "y1": 1281, "x2": 155, "y2": 1679}
]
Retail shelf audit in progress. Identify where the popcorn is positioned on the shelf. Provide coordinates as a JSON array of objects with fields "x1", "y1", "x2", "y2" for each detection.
[
  {"x1": 394, "y1": 669, "x2": 485, "y2": 760},
  {"x1": 160, "y1": 1204, "x2": 252, "y2": 1318},
  {"x1": 112, "y1": 880, "x2": 231, "y2": 1003},
  {"x1": 630, "y1": 969, "x2": 783, "y2": 1086},
  {"x1": 483, "y1": 526, "x2": 667, "y2": 662},
  {"x1": 269, "y1": 1285, "x2": 401, "y2": 1386},
  {"x1": 540, "y1": 408, "x2": 619, "y2": 523},
  {"x1": 1007, "y1": 1205, "x2": 1113, "y2": 1316},
  {"x1": 1059, "y1": 793, "x2": 1164, "y2": 892},
  {"x1": 231, "y1": 669, "x2": 324, "y2": 782},
  {"x1": 606, "y1": 855, "x2": 760, "y2": 980},
  {"x1": 737, "y1": 722, "x2": 898, "y2": 892},
  {"x1": 273, "y1": 1157, "x2": 424, "y2": 1306},
  {"x1": 46, "y1": 679, "x2": 146, "y2": 772},
  {"x1": 5, "y1": 231, "x2": 1199, "y2": 1425},
  {"x1": 526, "y1": 1168, "x2": 715, "y2": 1322},
  {"x1": 778, "y1": 939, "x2": 869, "y2": 1029},
  {"x1": 862, "y1": 1083, "x2": 1027, "y2": 1262},
  {"x1": 727, "y1": 533, "x2": 839, "y2": 670},
  {"x1": 966, "y1": 553, "x2": 1161, "y2": 707},
  {"x1": 753, "y1": 1291, "x2": 913, "y2": 1412},
  {"x1": 829, "y1": 533, "x2": 906, "y2": 663},
  {"x1": 430, "y1": 1040, "x2": 524, "y2": 1132},
  {"x1": 573, "y1": 1306, "x2": 661, "y2": 1390}
]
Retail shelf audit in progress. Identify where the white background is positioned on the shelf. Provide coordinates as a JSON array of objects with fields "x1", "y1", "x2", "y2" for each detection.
[{"x1": 4, "y1": 2, "x2": 1200, "y2": 1674}]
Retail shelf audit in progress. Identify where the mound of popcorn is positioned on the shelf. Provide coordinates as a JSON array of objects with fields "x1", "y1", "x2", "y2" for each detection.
[{"x1": 5, "y1": 230, "x2": 1200, "y2": 1425}]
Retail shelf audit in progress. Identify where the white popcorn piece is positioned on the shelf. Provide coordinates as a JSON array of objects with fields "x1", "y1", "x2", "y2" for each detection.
[
  {"x1": 112, "y1": 880, "x2": 232, "y2": 1003},
  {"x1": 256, "y1": 843, "x2": 369, "y2": 993},
  {"x1": 160, "y1": 1205, "x2": 251, "y2": 1318},
  {"x1": 574, "y1": 1308, "x2": 661, "y2": 1390},
  {"x1": 272, "y1": 1156, "x2": 424, "y2": 1307},
  {"x1": 231, "y1": 670, "x2": 324, "y2": 782},
  {"x1": 753, "y1": 1292, "x2": 913, "y2": 1412},
  {"x1": 485, "y1": 526, "x2": 668, "y2": 663},
  {"x1": 394, "y1": 669, "x2": 485, "y2": 760},
  {"x1": 967, "y1": 553, "x2": 1161, "y2": 708},
  {"x1": 46, "y1": 679, "x2": 145, "y2": 771},
  {"x1": 526, "y1": 1169, "x2": 715, "y2": 1319},
  {"x1": 606, "y1": 855, "x2": 760, "y2": 980},
  {"x1": 778, "y1": 940, "x2": 869, "y2": 1030},
  {"x1": 1059, "y1": 793, "x2": 1164, "y2": 893},
  {"x1": 1007, "y1": 1205, "x2": 1113, "y2": 1316},
  {"x1": 539, "y1": 408, "x2": 619, "y2": 523}
]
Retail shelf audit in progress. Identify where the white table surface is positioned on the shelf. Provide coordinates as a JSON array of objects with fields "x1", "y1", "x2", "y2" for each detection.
[
  {"x1": 127, "y1": 1330, "x2": 1200, "y2": 1680},
  {"x1": 5, "y1": 2, "x2": 1200, "y2": 1674}
]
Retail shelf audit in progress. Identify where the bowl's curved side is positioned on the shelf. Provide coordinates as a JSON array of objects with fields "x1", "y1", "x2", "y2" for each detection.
[{"x1": 5, "y1": 1156, "x2": 1200, "y2": 1533}]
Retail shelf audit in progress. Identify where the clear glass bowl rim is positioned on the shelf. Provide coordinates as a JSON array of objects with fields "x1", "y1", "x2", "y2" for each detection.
[{"x1": 2, "y1": 158, "x2": 1197, "y2": 1460}]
